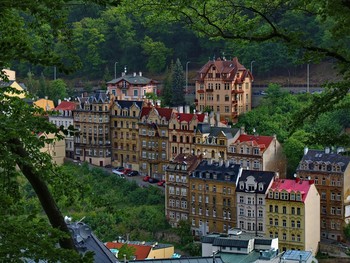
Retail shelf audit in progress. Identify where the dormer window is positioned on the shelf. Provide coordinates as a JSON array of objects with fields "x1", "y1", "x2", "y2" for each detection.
[
  {"x1": 254, "y1": 148, "x2": 259, "y2": 155},
  {"x1": 296, "y1": 192, "x2": 302, "y2": 201},
  {"x1": 258, "y1": 183, "x2": 263, "y2": 191},
  {"x1": 290, "y1": 192, "x2": 295, "y2": 200},
  {"x1": 240, "y1": 182, "x2": 244, "y2": 190},
  {"x1": 274, "y1": 192, "x2": 279, "y2": 199},
  {"x1": 269, "y1": 191, "x2": 273, "y2": 198}
]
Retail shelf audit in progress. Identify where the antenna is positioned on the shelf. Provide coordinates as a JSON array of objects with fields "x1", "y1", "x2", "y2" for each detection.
[{"x1": 78, "y1": 216, "x2": 86, "y2": 223}]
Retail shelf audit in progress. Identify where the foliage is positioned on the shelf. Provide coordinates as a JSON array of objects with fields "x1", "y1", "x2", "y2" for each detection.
[
  {"x1": 161, "y1": 63, "x2": 174, "y2": 106},
  {"x1": 117, "y1": 244, "x2": 137, "y2": 261},
  {"x1": 170, "y1": 58, "x2": 186, "y2": 106},
  {"x1": 176, "y1": 220, "x2": 194, "y2": 246},
  {"x1": 344, "y1": 223, "x2": 350, "y2": 241}
]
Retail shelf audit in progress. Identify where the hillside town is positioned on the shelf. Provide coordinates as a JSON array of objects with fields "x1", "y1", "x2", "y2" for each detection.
[{"x1": 2, "y1": 53, "x2": 350, "y2": 263}]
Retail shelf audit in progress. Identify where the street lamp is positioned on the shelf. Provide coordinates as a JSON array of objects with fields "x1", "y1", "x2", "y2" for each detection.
[
  {"x1": 307, "y1": 63, "x2": 310, "y2": 93},
  {"x1": 114, "y1": 61, "x2": 118, "y2": 79},
  {"x1": 186, "y1": 61, "x2": 191, "y2": 94},
  {"x1": 250, "y1": 60, "x2": 255, "y2": 75}
]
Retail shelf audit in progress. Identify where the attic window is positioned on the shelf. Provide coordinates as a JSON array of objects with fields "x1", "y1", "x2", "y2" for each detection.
[
  {"x1": 258, "y1": 183, "x2": 263, "y2": 191},
  {"x1": 239, "y1": 182, "x2": 244, "y2": 190},
  {"x1": 212, "y1": 66, "x2": 216, "y2": 71}
]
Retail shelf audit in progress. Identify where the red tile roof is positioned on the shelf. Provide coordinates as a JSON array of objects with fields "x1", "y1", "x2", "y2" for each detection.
[
  {"x1": 269, "y1": 179, "x2": 313, "y2": 202},
  {"x1": 235, "y1": 134, "x2": 274, "y2": 152},
  {"x1": 105, "y1": 242, "x2": 151, "y2": 260},
  {"x1": 54, "y1": 101, "x2": 76, "y2": 111},
  {"x1": 140, "y1": 106, "x2": 173, "y2": 120},
  {"x1": 173, "y1": 113, "x2": 205, "y2": 123}
]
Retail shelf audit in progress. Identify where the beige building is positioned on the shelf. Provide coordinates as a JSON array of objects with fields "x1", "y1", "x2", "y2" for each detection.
[
  {"x1": 165, "y1": 154, "x2": 201, "y2": 227},
  {"x1": 139, "y1": 105, "x2": 173, "y2": 178},
  {"x1": 73, "y1": 90, "x2": 112, "y2": 166},
  {"x1": 110, "y1": 100, "x2": 144, "y2": 170},
  {"x1": 297, "y1": 148, "x2": 350, "y2": 241},
  {"x1": 106, "y1": 70, "x2": 158, "y2": 101},
  {"x1": 195, "y1": 57, "x2": 253, "y2": 123},
  {"x1": 227, "y1": 131, "x2": 286, "y2": 177},
  {"x1": 266, "y1": 178, "x2": 320, "y2": 255},
  {"x1": 39, "y1": 132, "x2": 66, "y2": 165}
]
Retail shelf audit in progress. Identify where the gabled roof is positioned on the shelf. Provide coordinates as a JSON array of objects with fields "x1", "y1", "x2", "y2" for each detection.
[
  {"x1": 168, "y1": 154, "x2": 201, "y2": 172},
  {"x1": 297, "y1": 149, "x2": 350, "y2": 172},
  {"x1": 115, "y1": 100, "x2": 143, "y2": 110},
  {"x1": 140, "y1": 106, "x2": 173, "y2": 121},
  {"x1": 268, "y1": 179, "x2": 313, "y2": 202},
  {"x1": 106, "y1": 73, "x2": 158, "y2": 85},
  {"x1": 172, "y1": 113, "x2": 206, "y2": 123},
  {"x1": 193, "y1": 160, "x2": 241, "y2": 182},
  {"x1": 236, "y1": 170, "x2": 276, "y2": 194},
  {"x1": 54, "y1": 101, "x2": 76, "y2": 111},
  {"x1": 105, "y1": 242, "x2": 151, "y2": 260},
  {"x1": 34, "y1": 98, "x2": 55, "y2": 111},
  {"x1": 233, "y1": 134, "x2": 274, "y2": 152}
]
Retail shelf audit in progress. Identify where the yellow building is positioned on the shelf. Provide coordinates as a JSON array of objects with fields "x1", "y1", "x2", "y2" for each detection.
[
  {"x1": 189, "y1": 159, "x2": 243, "y2": 235},
  {"x1": 39, "y1": 132, "x2": 66, "y2": 165},
  {"x1": 265, "y1": 178, "x2": 320, "y2": 255},
  {"x1": 195, "y1": 57, "x2": 253, "y2": 123},
  {"x1": 34, "y1": 98, "x2": 55, "y2": 111},
  {"x1": 110, "y1": 100, "x2": 144, "y2": 170},
  {"x1": 0, "y1": 80, "x2": 26, "y2": 99}
]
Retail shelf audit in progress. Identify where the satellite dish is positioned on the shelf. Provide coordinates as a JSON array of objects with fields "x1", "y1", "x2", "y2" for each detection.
[
  {"x1": 293, "y1": 173, "x2": 297, "y2": 178},
  {"x1": 79, "y1": 224, "x2": 92, "y2": 239},
  {"x1": 64, "y1": 215, "x2": 72, "y2": 224}
]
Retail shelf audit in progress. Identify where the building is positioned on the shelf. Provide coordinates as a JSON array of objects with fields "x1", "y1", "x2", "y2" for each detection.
[
  {"x1": 296, "y1": 147, "x2": 350, "y2": 241},
  {"x1": 110, "y1": 100, "x2": 143, "y2": 170},
  {"x1": 189, "y1": 159, "x2": 242, "y2": 235},
  {"x1": 195, "y1": 57, "x2": 253, "y2": 123},
  {"x1": 34, "y1": 98, "x2": 55, "y2": 111},
  {"x1": 139, "y1": 105, "x2": 173, "y2": 178},
  {"x1": 165, "y1": 154, "x2": 201, "y2": 227},
  {"x1": 265, "y1": 178, "x2": 320, "y2": 255},
  {"x1": 106, "y1": 70, "x2": 158, "y2": 100},
  {"x1": 194, "y1": 123, "x2": 240, "y2": 161},
  {"x1": 49, "y1": 100, "x2": 77, "y2": 158},
  {"x1": 280, "y1": 250, "x2": 314, "y2": 263},
  {"x1": 236, "y1": 170, "x2": 277, "y2": 236},
  {"x1": 105, "y1": 241, "x2": 174, "y2": 260},
  {"x1": 168, "y1": 109, "x2": 206, "y2": 159},
  {"x1": 201, "y1": 231, "x2": 278, "y2": 263},
  {"x1": 73, "y1": 90, "x2": 112, "y2": 166},
  {"x1": 39, "y1": 132, "x2": 66, "y2": 165},
  {"x1": 227, "y1": 131, "x2": 286, "y2": 177}
]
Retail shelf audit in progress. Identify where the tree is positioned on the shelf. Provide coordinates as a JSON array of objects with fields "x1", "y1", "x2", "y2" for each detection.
[
  {"x1": 128, "y1": 0, "x2": 350, "y2": 128},
  {"x1": 171, "y1": 58, "x2": 186, "y2": 106},
  {"x1": 161, "y1": 63, "x2": 174, "y2": 106},
  {"x1": 117, "y1": 244, "x2": 136, "y2": 261},
  {"x1": 142, "y1": 36, "x2": 172, "y2": 73},
  {"x1": 49, "y1": 79, "x2": 69, "y2": 105}
]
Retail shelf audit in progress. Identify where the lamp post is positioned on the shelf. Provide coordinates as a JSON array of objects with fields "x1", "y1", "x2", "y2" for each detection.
[
  {"x1": 250, "y1": 60, "x2": 255, "y2": 75},
  {"x1": 186, "y1": 61, "x2": 191, "y2": 93},
  {"x1": 114, "y1": 61, "x2": 118, "y2": 79},
  {"x1": 307, "y1": 63, "x2": 310, "y2": 93}
]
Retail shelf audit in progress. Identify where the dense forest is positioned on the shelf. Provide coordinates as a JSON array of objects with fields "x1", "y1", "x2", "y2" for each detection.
[{"x1": 11, "y1": 3, "x2": 307, "y2": 85}]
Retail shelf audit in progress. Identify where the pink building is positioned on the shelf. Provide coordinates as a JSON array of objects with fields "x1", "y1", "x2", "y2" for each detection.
[{"x1": 106, "y1": 71, "x2": 158, "y2": 101}]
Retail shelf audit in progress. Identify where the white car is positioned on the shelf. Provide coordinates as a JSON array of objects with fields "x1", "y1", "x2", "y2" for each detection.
[{"x1": 112, "y1": 169, "x2": 125, "y2": 178}]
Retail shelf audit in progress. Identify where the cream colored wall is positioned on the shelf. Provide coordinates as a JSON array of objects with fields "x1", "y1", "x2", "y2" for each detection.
[
  {"x1": 2, "y1": 69, "x2": 16, "y2": 80},
  {"x1": 263, "y1": 139, "x2": 286, "y2": 178},
  {"x1": 40, "y1": 133, "x2": 66, "y2": 165},
  {"x1": 304, "y1": 184, "x2": 320, "y2": 256},
  {"x1": 147, "y1": 246, "x2": 174, "y2": 259}
]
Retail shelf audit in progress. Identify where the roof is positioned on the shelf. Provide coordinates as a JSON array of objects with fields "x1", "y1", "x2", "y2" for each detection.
[
  {"x1": 297, "y1": 149, "x2": 350, "y2": 172},
  {"x1": 192, "y1": 160, "x2": 241, "y2": 183},
  {"x1": 105, "y1": 242, "x2": 151, "y2": 260},
  {"x1": 115, "y1": 100, "x2": 143, "y2": 110},
  {"x1": 106, "y1": 73, "x2": 158, "y2": 85},
  {"x1": 167, "y1": 154, "x2": 201, "y2": 172},
  {"x1": 67, "y1": 222, "x2": 117, "y2": 263},
  {"x1": 131, "y1": 256, "x2": 224, "y2": 263},
  {"x1": 282, "y1": 250, "x2": 312, "y2": 261},
  {"x1": 54, "y1": 101, "x2": 76, "y2": 111},
  {"x1": 268, "y1": 179, "x2": 313, "y2": 202},
  {"x1": 213, "y1": 238, "x2": 249, "y2": 248},
  {"x1": 34, "y1": 98, "x2": 55, "y2": 111},
  {"x1": 140, "y1": 106, "x2": 173, "y2": 121},
  {"x1": 196, "y1": 124, "x2": 239, "y2": 139},
  {"x1": 173, "y1": 113, "x2": 206, "y2": 123},
  {"x1": 236, "y1": 170, "x2": 276, "y2": 194},
  {"x1": 218, "y1": 251, "x2": 260, "y2": 263},
  {"x1": 233, "y1": 134, "x2": 274, "y2": 152}
]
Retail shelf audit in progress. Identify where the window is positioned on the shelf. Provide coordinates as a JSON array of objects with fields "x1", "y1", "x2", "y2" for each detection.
[
  {"x1": 291, "y1": 207, "x2": 295, "y2": 215},
  {"x1": 321, "y1": 192, "x2": 326, "y2": 200},
  {"x1": 331, "y1": 207, "x2": 336, "y2": 215},
  {"x1": 283, "y1": 206, "x2": 287, "y2": 214},
  {"x1": 258, "y1": 197, "x2": 263, "y2": 205},
  {"x1": 275, "y1": 205, "x2": 279, "y2": 213},
  {"x1": 274, "y1": 218, "x2": 278, "y2": 226},
  {"x1": 283, "y1": 220, "x2": 286, "y2": 227},
  {"x1": 297, "y1": 221, "x2": 301, "y2": 228},
  {"x1": 269, "y1": 205, "x2": 273, "y2": 213},
  {"x1": 282, "y1": 233, "x2": 286, "y2": 240},
  {"x1": 258, "y1": 222, "x2": 263, "y2": 231},
  {"x1": 297, "y1": 235, "x2": 301, "y2": 242},
  {"x1": 269, "y1": 218, "x2": 273, "y2": 225},
  {"x1": 239, "y1": 196, "x2": 244, "y2": 203},
  {"x1": 297, "y1": 207, "x2": 301, "y2": 215},
  {"x1": 291, "y1": 220, "x2": 295, "y2": 228}
]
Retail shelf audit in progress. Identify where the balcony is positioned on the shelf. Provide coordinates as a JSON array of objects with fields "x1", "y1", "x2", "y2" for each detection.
[
  {"x1": 231, "y1": 89, "x2": 244, "y2": 94},
  {"x1": 206, "y1": 89, "x2": 214, "y2": 92}
]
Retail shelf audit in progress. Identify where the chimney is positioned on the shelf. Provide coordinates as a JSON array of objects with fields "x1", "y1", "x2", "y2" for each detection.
[
  {"x1": 178, "y1": 106, "x2": 183, "y2": 113},
  {"x1": 337, "y1": 147, "x2": 345, "y2": 154},
  {"x1": 325, "y1": 147, "x2": 330, "y2": 154},
  {"x1": 58, "y1": 99, "x2": 61, "y2": 105},
  {"x1": 240, "y1": 126, "x2": 245, "y2": 135},
  {"x1": 207, "y1": 159, "x2": 213, "y2": 165},
  {"x1": 304, "y1": 147, "x2": 308, "y2": 155},
  {"x1": 216, "y1": 112, "x2": 220, "y2": 127},
  {"x1": 295, "y1": 177, "x2": 300, "y2": 183},
  {"x1": 133, "y1": 72, "x2": 136, "y2": 77},
  {"x1": 185, "y1": 105, "x2": 190, "y2": 114},
  {"x1": 225, "y1": 160, "x2": 230, "y2": 168},
  {"x1": 219, "y1": 159, "x2": 224, "y2": 166},
  {"x1": 139, "y1": 71, "x2": 142, "y2": 76}
]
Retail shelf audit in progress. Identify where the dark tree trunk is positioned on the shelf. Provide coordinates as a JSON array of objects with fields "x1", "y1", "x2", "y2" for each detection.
[{"x1": 10, "y1": 138, "x2": 76, "y2": 251}]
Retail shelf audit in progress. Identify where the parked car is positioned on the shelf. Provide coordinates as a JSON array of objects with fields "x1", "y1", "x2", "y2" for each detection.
[
  {"x1": 148, "y1": 177, "x2": 160, "y2": 184},
  {"x1": 112, "y1": 169, "x2": 125, "y2": 178},
  {"x1": 127, "y1": 170, "x2": 139, "y2": 177},
  {"x1": 143, "y1": 175, "x2": 151, "y2": 182},
  {"x1": 113, "y1": 166, "x2": 124, "y2": 171},
  {"x1": 157, "y1": 180, "x2": 166, "y2": 187},
  {"x1": 122, "y1": 168, "x2": 132, "y2": 175}
]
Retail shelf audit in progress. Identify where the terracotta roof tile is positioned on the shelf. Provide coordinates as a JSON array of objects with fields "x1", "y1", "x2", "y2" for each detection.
[
  {"x1": 54, "y1": 101, "x2": 76, "y2": 111},
  {"x1": 105, "y1": 242, "x2": 152, "y2": 260},
  {"x1": 268, "y1": 179, "x2": 312, "y2": 202},
  {"x1": 235, "y1": 134, "x2": 274, "y2": 152}
]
